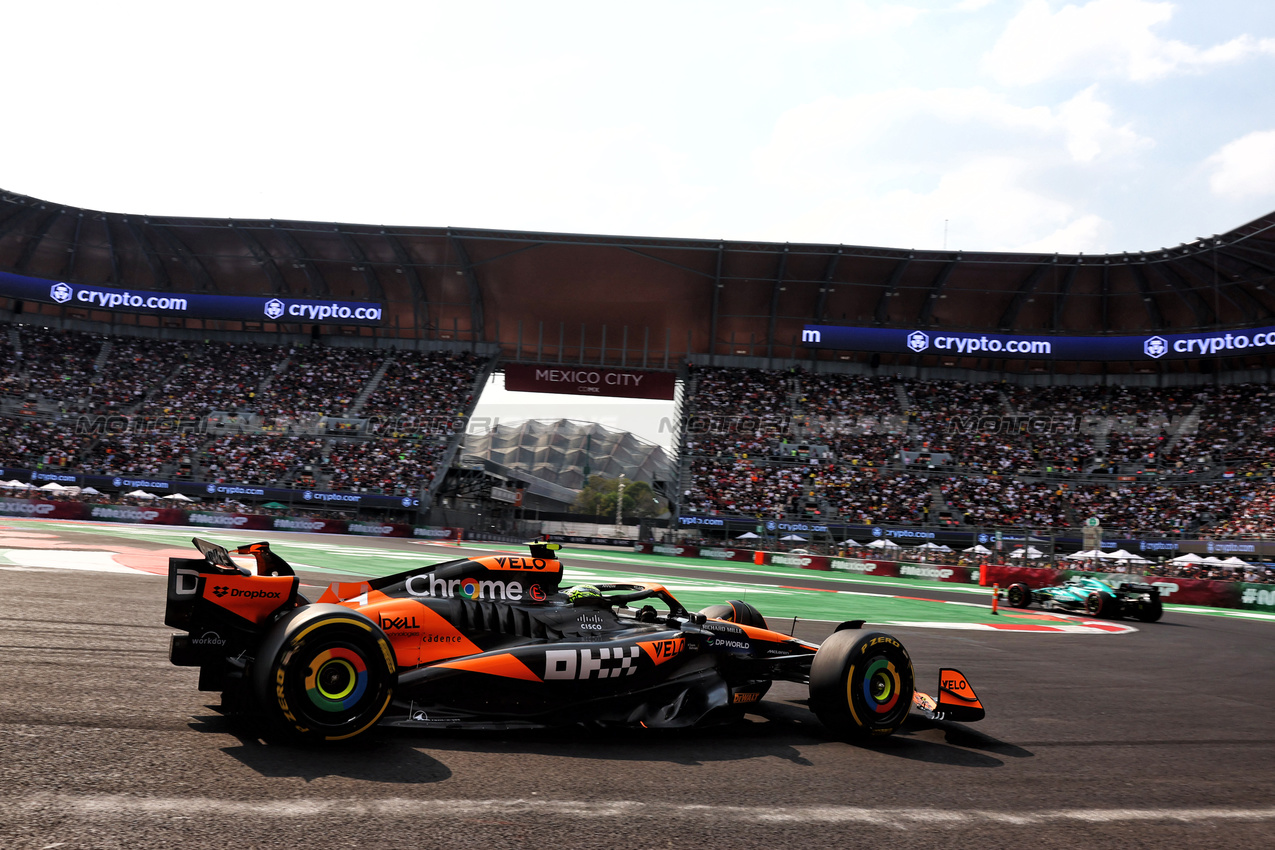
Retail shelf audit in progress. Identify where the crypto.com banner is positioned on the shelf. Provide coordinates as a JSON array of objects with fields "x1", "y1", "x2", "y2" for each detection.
[
  {"x1": 801, "y1": 323, "x2": 1275, "y2": 361},
  {"x1": 0, "y1": 270, "x2": 383, "y2": 326}
]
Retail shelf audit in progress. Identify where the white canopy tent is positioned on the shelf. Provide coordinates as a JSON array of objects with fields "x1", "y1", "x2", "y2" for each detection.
[
  {"x1": 780, "y1": 534, "x2": 806, "y2": 541},
  {"x1": 962, "y1": 544, "x2": 993, "y2": 555},
  {"x1": 124, "y1": 490, "x2": 158, "y2": 499},
  {"x1": 735, "y1": 532, "x2": 760, "y2": 539},
  {"x1": 866, "y1": 539, "x2": 902, "y2": 549},
  {"x1": 162, "y1": 493, "x2": 195, "y2": 502},
  {"x1": 1009, "y1": 546, "x2": 1046, "y2": 559},
  {"x1": 38, "y1": 482, "x2": 65, "y2": 491}
]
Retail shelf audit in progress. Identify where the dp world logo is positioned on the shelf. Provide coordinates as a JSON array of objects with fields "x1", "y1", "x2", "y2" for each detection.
[
  {"x1": 112, "y1": 477, "x2": 122, "y2": 487},
  {"x1": 264, "y1": 298, "x2": 285, "y2": 320},
  {"x1": 205, "y1": 483, "x2": 216, "y2": 494},
  {"x1": 1144, "y1": 336, "x2": 1168, "y2": 359},
  {"x1": 302, "y1": 490, "x2": 313, "y2": 501},
  {"x1": 907, "y1": 331, "x2": 930, "y2": 353},
  {"x1": 50, "y1": 282, "x2": 73, "y2": 303}
]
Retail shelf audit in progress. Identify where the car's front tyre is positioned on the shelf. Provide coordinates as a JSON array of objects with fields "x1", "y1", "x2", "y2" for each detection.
[{"x1": 809, "y1": 630, "x2": 914, "y2": 741}]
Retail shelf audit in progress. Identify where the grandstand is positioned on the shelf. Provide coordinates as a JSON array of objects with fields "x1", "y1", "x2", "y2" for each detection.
[{"x1": 3, "y1": 187, "x2": 1275, "y2": 545}]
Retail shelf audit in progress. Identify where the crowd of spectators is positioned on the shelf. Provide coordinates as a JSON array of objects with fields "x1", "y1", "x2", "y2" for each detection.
[
  {"x1": 0, "y1": 324, "x2": 489, "y2": 498},
  {"x1": 325, "y1": 438, "x2": 445, "y2": 495},
  {"x1": 679, "y1": 365, "x2": 1275, "y2": 536},
  {"x1": 360, "y1": 350, "x2": 482, "y2": 420},
  {"x1": 253, "y1": 345, "x2": 383, "y2": 418}
]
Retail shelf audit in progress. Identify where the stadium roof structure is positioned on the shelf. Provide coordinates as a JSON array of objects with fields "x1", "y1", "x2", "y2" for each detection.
[
  {"x1": 4, "y1": 188, "x2": 1275, "y2": 375},
  {"x1": 463, "y1": 419, "x2": 671, "y2": 492}
]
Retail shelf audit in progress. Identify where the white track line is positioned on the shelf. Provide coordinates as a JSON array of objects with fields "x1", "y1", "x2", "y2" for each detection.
[{"x1": 11, "y1": 795, "x2": 1275, "y2": 829}]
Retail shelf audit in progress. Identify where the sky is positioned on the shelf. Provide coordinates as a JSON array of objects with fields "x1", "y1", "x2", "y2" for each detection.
[{"x1": 7, "y1": 0, "x2": 1275, "y2": 448}]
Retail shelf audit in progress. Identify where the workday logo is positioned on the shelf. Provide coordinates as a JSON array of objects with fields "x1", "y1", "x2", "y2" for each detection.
[
  {"x1": 50, "y1": 282, "x2": 73, "y2": 303},
  {"x1": 264, "y1": 298, "x2": 285, "y2": 320},
  {"x1": 907, "y1": 331, "x2": 930, "y2": 353},
  {"x1": 1144, "y1": 336, "x2": 1168, "y2": 358}
]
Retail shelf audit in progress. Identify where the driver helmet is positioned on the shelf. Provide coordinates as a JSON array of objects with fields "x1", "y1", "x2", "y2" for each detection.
[{"x1": 566, "y1": 585, "x2": 605, "y2": 606}]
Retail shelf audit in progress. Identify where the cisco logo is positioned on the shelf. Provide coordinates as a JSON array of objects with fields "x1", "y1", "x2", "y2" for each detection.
[
  {"x1": 112, "y1": 477, "x2": 122, "y2": 487},
  {"x1": 264, "y1": 298, "x2": 285, "y2": 320},
  {"x1": 907, "y1": 331, "x2": 930, "y2": 353},
  {"x1": 50, "y1": 283, "x2": 73, "y2": 303},
  {"x1": 1144, "y1": 336, "x2": 1168, "y2": 359}
]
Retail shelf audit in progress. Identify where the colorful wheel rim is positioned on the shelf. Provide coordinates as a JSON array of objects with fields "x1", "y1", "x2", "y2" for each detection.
[
  {"x1": 861, "y1": 657, "x2": 901, "y2": 715},
  {"x1": 305, "y1": 647, "x2": 368, "y2": 712}
]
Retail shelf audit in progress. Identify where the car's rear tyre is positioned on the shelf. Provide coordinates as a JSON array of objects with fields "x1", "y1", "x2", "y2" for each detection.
[
  {"x1": 698, "y1": 599, "x2": 768, "y2": 630},
  {"x1": 1006, "y1": 582, "x2": 1032, "y2": 608},
  {"x1": 1135, "y1": 600, "x2": 1163, "y2": 623},
  {"x1": 809, "y1": 630, "x2": 914, "y2": 740},
  {"x1": 252, "y1": 605, "x2": 396, "y2": 743}
]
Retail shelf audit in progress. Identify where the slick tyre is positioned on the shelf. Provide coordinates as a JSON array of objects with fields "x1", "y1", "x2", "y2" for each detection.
[
  {"x1": 698, "y1": 600, "x2": 768, "y2": 630},
  {"x1": 1135, "y1": 600, "x2": 1163, "y2": 623},
  {"x1": 1085, "y1": 591, "x2": 1117, "y2": 618},
  {"x1": 1006, "y1": 582, "x2": 1032, "y2": 609},
  {"x1": 252, "y1": 605, "x2": 396, "y2": 743},
  {"x1": 809, "y1": 630, "x2": 914, "y2": 741}
]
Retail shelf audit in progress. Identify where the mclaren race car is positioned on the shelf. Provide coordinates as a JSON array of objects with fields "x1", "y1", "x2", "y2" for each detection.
[
  {"x1": 1005, "y1": 575, "x2": 1162, "y2": 622},
  {"x1": 165, "y1": 538, "x2": 986, "y2": 743}
]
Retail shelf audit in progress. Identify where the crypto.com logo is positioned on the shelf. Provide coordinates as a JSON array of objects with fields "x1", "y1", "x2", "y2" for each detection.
[
  {"x1": 1144, "y1": 336, "x2": 1168, "y2": 358},
  {"x1": 264, "y1": 298, "x2": 285, "y2": 320},
  {"x1": 50, "y1": 282, "x2": 73, "y2": 303},
  {"x1": 907, "y1": 331, "x2": 930, "y2": 353}
]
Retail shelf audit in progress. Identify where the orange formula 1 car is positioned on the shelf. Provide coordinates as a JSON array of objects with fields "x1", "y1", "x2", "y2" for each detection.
[{"x1": 165, "y1": 538, "x2": 985, "y2": 742}]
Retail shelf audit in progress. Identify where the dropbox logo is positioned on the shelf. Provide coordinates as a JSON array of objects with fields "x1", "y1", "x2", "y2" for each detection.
[
  {"x1": 50, "y1": 283, "x2": 73, "y2": 303},
  {"x1": 907, "y1": 331, "x2": 930, "y2": 353},
  {"x1": 1144, "y1": 336, "x2": 1168, "y2": 359},
  {"x1": 264, "y1": 298, "x2": 285, "y2": 320}
]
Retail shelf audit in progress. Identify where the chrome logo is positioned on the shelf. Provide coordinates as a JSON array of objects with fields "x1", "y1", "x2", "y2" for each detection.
[{"x1": 460, "y1": 578, "x2": 481, "y2": 599}]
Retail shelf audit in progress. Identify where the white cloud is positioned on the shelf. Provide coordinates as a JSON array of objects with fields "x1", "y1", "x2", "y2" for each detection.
[
  {"x1": 760, "y1": 2, "x2": 925, "y2": 44},
  {"x1": 749, "y1": 85, "x2": 1140, "y2": 251},
  {"x1": 984, "y1": 0, "x2": 1275, "y2": 86},
  {"x1": 1206, "y1": 130, "x2": 1275, "y2": 200},
  {"x1": 954, "y1": 0, "x2": 998, "y2": 10}
]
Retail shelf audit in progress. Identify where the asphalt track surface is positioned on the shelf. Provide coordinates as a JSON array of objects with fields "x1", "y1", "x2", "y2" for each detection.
[{"x1": 2, "y1": 523, "x2": 1275, "y2": 849}]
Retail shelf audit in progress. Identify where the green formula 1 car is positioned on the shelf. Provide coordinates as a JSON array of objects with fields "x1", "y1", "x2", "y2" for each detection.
[{"x1": 1005, "y1": 575, "x2": 1162, "y2": 622}]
